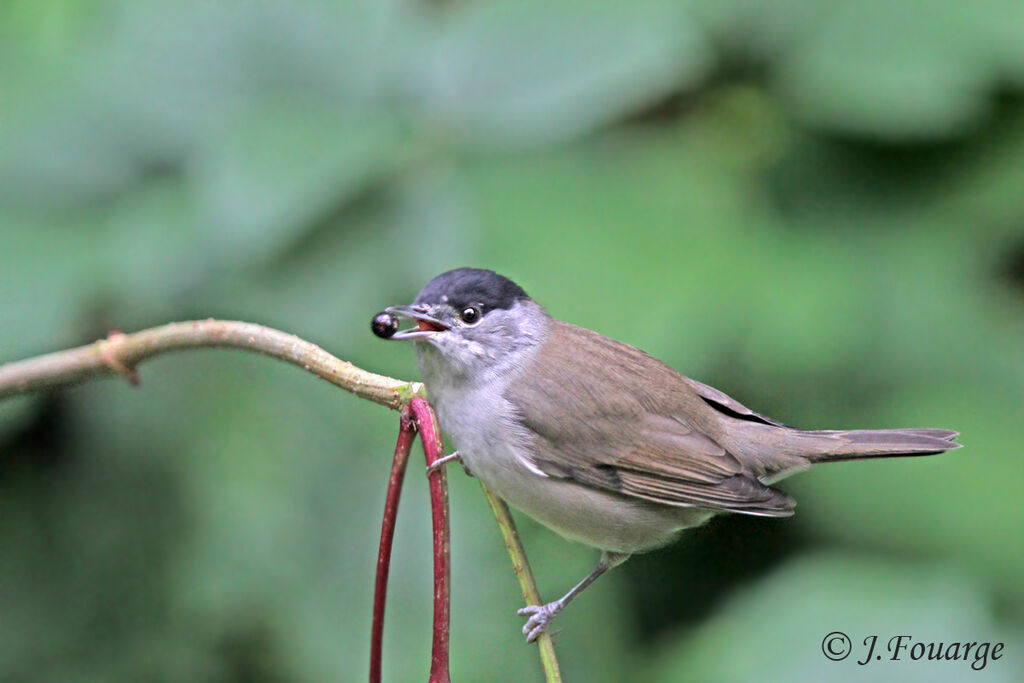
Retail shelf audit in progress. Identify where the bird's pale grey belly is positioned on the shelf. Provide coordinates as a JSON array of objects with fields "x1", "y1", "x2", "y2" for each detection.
[{"x1": 432, "y1": 388, "x2": 714, "y2": 554}]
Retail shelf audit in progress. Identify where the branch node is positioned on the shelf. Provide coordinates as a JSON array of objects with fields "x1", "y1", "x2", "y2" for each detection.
[{"x1": 99, "y1": 331, "x2": 141, "y2": 386}]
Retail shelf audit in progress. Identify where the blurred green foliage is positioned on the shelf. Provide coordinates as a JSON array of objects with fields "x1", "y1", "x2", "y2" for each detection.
[{"x1": 1, "y1": 1, "x2": 1023, "y2": 681}]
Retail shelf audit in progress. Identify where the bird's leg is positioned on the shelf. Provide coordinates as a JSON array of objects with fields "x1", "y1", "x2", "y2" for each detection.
[
  {"x1": 426, "y1": 450, "x2": 463, "y2": 475},
  {"x1": 518, "y1": 551, "x2": 630, "y2": 643}
]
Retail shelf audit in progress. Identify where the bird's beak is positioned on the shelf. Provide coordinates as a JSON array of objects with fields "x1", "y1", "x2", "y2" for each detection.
[{"x1": 385, "y1": 305, "x2": 450, "y2": 341}]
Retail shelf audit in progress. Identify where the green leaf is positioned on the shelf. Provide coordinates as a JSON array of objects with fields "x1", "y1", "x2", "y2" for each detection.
[
  {"x1": 420, "y1": 0, "x2": 712, "y2": 147},
  {"x1": 773, "y1": 0, "x2": 992, "y2": 139},
  {"x1": 189, "y1": 101, "x2": 408, "y2": 265}
]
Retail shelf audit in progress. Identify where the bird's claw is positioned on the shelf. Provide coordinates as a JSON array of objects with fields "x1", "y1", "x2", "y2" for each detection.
[
  {"x1": 517, "y1": 602, "x2": 562, "y2": 643},
  {"x1": 426, "y1": 451, "x2": 461, "y2": 475}
]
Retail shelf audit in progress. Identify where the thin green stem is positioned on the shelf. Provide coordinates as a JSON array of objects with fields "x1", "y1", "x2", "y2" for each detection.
[{"x1": 481, "y1": 486, "x2": 562, "y2": 683}]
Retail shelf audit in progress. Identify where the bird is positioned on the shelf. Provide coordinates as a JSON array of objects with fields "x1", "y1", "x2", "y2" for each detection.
[{"x1": 381, "y1": 267, "x2": 960, "y2": 643}]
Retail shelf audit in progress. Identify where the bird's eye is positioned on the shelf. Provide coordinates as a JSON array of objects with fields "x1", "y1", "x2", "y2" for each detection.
[{"x1": 460, "y1": 306, "x2": 481, "y2": 325}]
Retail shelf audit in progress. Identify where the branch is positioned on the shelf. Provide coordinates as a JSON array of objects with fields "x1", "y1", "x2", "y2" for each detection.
[
  {"x1": 0, "y1": 319, "x2": 561, "y2": 681},
  {"x1": 0, "y1": 320, "x2": 423, "y2": 408},
  {"x1": 482, "y1": 486, "x2": 563, "y2": 682},
  {"x1": 409, "y1": 398, "x2": 452, "y2": 683},
  {"x1": 370, "y1": 408, "x2": 417, "y2": 683},
  {"x1": 370, "y1": 401, "x2": 454, "y2": 683}
]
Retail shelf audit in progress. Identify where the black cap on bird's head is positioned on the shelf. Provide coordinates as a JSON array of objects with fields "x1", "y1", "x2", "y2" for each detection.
[
  {"x1": 414, "y1": 268, "x2": 531, "y2": 313},
  {"x1": 384, "y1": 268, "x2": 534, "y2": 341}
]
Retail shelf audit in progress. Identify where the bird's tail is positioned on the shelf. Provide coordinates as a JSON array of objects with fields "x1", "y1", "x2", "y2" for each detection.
[{"x1": 793, "y1": 428, "x2": 960, "y2": 463}]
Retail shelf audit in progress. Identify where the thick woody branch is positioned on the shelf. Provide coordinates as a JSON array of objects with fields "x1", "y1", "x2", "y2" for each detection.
[{"x1": 0, "y1": 320, "x2": 423, "y2": 408}]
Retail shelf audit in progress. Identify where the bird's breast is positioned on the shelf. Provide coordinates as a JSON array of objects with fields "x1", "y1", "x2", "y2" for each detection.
[{"x1": 427, "y1": 382, "x2": 712, "y2": 554}]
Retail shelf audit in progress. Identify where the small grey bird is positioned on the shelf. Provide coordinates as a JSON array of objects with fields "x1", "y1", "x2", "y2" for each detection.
[{"x1": 384, "y1": 268, "x2": 960, "y2": 642}]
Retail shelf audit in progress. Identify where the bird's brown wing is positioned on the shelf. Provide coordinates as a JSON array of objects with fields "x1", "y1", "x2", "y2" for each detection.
[
  {"x1": 685, "y1": 377, "x2": 790, "y2": 428},
  {"x1": 505, "y1": 321, "x2": 794, "y2": 517}
]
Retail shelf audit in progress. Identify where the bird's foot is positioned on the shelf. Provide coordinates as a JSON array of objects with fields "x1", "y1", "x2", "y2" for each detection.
[
  {"x1": 517, "y1": 601, "x2": 563, "y2": 643},
  {"x1": 426, "y1": 451, "x2": 465, "y2": 476}
]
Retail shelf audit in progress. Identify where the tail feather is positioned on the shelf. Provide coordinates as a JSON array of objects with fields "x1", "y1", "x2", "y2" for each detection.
[{"x1": 799, "y1": 428, "x2": 961, "y2": 463}]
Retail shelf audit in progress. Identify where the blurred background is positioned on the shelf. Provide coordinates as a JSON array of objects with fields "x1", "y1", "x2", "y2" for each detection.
[{"x1": 1, "y1": 1, "x2": 1023, "y2": 681}]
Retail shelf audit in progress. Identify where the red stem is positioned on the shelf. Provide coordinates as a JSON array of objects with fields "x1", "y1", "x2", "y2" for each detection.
[
  {"x1": 409, "y1": 398, "x2": 451, "y2": 683},
  {"x1": 368, "y1": 399, "x2": 451, "y2": 683},
  {"x1": 369, "y1": 406, "x2": 416, "y2": 683}
]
